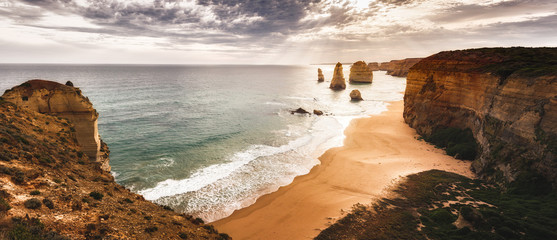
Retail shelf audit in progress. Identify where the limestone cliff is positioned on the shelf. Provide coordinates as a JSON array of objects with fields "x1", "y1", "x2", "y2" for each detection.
[
  {"x1": 404, "y1": 47, "x2": 557, "y2": 186},
  {"x1": 380, "y1": 58, "x2": 423, "y2": 77},
  {"x1": 0, "y1": 83, "x2": 228, "y2": 239},
  {"x1": 330, "y1": 62, "x2": 346, "y2": 90},
  {"x1": 318, "y1": 68, "x2": 325, "y2": 82},
  {"x1": 367, "y1": 62, "x2": 380, "y2": 71},
  {"x1": 1, "y1": 80, "x2": 109, "y2": 171},
  {"x1": 349, "y1": 61, "x2": 373, "y2": 83}
]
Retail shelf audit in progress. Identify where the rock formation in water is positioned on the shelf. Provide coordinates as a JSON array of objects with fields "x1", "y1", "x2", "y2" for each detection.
[
  {"x1": 317, "y1": 68, "x2": 325, "y2": 82},
  {"x1": 350, "y1": 90, "x2": 363, "y2": 101},
  {"x1": 291, "y1": 107, "x2": 310, "y2": 114},
  {"x1": 349, "y1": 61, "x2": 373, "y2": 83},
  {"x1": 367, "y1": 62, "x2": 380, "y2": 71},
  {"x1": 404, "y1": 47, "x2": 557, "y2": 186},
  {"x1": 313, "y1": 110, "x2": 324, "y2": 115},
  {"x1": 380, "y1": 58, "x2": 423, "y2": 77},
  {"x1": 1, "y1": 80, "x2": 109, "y2": 171},
  {"x1": 330, "y1": 62, "x2": 346, "y2": 90},
  {"x1": 0, "y1": 81, "x2": 228, "y2": 239}
]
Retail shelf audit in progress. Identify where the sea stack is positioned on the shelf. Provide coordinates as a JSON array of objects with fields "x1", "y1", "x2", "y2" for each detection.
[
  {"x1": 317, "y1": 68, "x2": 325, "y2": 82},
  {"x1": 329, "y1": 62, "x2": 346, "y2": 90},
  {"x1": 349, "y1": 61, "x2": 373, "y2": 83},
  {"x1": 1, "y1": 79, "x2": 110, "y2": 171},
  {"x1": 367, "y1": 62, "x2": 380, "y2": 71},
  {"x1": 349, "y1": 89, "x2": 363, "y2": 101}
]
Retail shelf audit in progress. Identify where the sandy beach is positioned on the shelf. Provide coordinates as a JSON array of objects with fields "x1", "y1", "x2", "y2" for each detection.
[{"x1": 213, "y1": 100, "x2": 475, "y2": 240}]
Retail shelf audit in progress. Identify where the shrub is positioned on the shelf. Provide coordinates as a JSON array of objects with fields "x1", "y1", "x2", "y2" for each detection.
[
  {"x1": 24, "y1": 198, "x2": 42, "y2": 209},
  {"x1": 65, "y1": 81, "x2": 74, "y2": 87},
  {"x1": 30, "y1": 190, "x2": 40, "y2": 195},
  {"x1": 179, "y1": 232, "x2": 188, "y2": 239},
  {"x1": 0, "y1": 196, "x2": 11, "y2": 212},
  {"x1": 193, "y1": 217, "x2": 204, "y2": 225},
  {"x1": 145, "y1": 226, "x2": 158, "y2": 233},
  {"x1": 89, "y1": 191, "x2": 103, "y2": 200},
  {"x1": 123, "y1": 198, "x2": 134, "y2": 203},
  {"x1": 43, "y1": 198, "x2": 54, "y2": 209},
  {"x1": 425, "y1": 127, "x2": 478, "y2": 160}
]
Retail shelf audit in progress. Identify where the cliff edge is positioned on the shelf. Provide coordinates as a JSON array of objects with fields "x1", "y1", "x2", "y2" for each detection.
[
  {"x1": 404, "y1": 47, "x2": 557, "y2": 186},
  {"x1": 380, "y1": 58, "x2": 423, "y2": 77},
  {"x1": 2, "y1": 80, "x2": 109, "y2": 171},
  {"x1": 0, "y1": 81, "x2": 228, "y2": 239}
]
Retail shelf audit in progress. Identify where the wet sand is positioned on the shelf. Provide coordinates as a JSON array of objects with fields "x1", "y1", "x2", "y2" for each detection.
[{"x1": 213, "y1": 101, "x2": 474, "y2": 239}]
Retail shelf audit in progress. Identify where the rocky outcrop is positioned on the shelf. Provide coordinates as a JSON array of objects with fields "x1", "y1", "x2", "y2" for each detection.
[
  {"x1": 1, "y1": 80, "x2": 109, "y2": 171},
  {"x1": 330, "y1": 62, "x2": 346, "y2": 90},
  {"x1": 349, "y1": 61, "x2": 373, "y2": 83},
  {"x1": 350, "y1": 90, "x2": 363, "y2": 101},
  {"x1": 0, "y1": 96, "x2": 227, "y2": 239},
  {"x1": 313, "y1": 110, "x2": 323, "y2": 115},
  {"x1": 380, "y1": 58, "x2": 423, "y2": 77},
  {"x1": 318, "y1": 68, "x2": 325, "y2": 82},
  {"x1": 404, "y1": 47, "x2": 557, "y2": 186},
  {"x1": 367, "y1": 62, "x2": 380, "y2": 71}
]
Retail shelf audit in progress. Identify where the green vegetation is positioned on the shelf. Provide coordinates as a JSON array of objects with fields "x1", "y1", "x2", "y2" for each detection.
[
  {"x1": 23, "y1": 198, "x2": 42, "y2": 209},
  {"x1": 30, "y1": 190, "x2": 41, "y2": 195},
  {"x1": 42, "y1": 198, "x2": 55, "y2": 209},
  {"x1": 316, "y1": 170, "x2": 557, "y2": 240},
  {"x1": 424, "y1": 127, "x2": 478, "y2": 160},
  {"x1": 473, "y1": 47, "x2": 557, "y2": 80},
  {"x1": 0, "y1": 195, "x2": 11, "y2": 212},
  {"x1": 2, "y1": 217, "x2": 69, "y2": 240}
]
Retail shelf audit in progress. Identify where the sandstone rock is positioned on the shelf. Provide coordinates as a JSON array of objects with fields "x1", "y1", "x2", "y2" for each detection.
[
  {"x1": 291, "y1": 108, "x2": 310, "y2": 114},
  {"x1": 350, "y1": 90, "x2": 363, "y2": 101},
  {"x1": 313, "y1": 110, "x2": 323, "y2": 115},
  {"x1": 403, "y1": 47, "x2": 557, "y2": 185},
  {"x1": 367, "y1": 62, "x2": 380, "y2": 71},
  {"x1": 380, "y1": 58, "x2": 423, "y2": 77},
  {"x1": 1, "y1": 79, "x2": 110, "y2": 171},
  {"x1": 349, "y1": 61, "x2": 373, "y2": 83},
  {"x1": 329, "y1": 62, "x2": 346, "y2": 90},
  {"x1": 317, "y1": 68, "x2": 324, "y2": 82}
]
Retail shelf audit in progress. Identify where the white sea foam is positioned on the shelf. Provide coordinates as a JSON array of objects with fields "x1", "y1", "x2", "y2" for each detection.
[{"x1": 140, "y1": 134, "x2": 317, "y2": 201}]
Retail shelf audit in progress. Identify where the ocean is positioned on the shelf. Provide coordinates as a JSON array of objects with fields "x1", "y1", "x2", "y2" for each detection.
[{"x1": 0, "y1": 64, "x2": 405, "y2": 222}]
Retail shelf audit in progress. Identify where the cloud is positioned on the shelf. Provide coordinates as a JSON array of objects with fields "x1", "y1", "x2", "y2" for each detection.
[{"x1": 0, "y1": 0, "x2": 555, "y2": 64}]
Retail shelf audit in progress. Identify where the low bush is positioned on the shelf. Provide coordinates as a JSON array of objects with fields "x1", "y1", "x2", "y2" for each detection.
[
  {"x1": 24, "y1": 198, "x2": 42, "y2": 209},
  {"x1": 43, "y1": 198, "x2": 54, "y2": 209},
  {"x1": 30, "y1": 190, "x2": 41, "y2": 195},
  {"x1": 89, "y1": 191, "x2": 103, "y2": 200},
  {"x1": 425, "y1": 127, "x2": 478, "y2": 160}
]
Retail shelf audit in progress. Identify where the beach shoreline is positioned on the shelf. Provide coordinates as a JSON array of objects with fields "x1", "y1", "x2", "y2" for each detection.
[{"x1": 213, "y1": 100, "x2": 475, "y2": 240}]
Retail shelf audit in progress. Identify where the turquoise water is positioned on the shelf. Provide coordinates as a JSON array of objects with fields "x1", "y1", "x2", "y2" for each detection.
[{"x1": 0, "y1": 64, "x2": 405, "y2": 221}]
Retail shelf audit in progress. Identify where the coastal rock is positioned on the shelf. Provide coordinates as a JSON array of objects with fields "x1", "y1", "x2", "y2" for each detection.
[
  {"x1": 0, "y1": 94, "x2": 226, "y2": 239},
  {"x1": 367, "y1": 62, "x2": 380, "y2": 71},
  {"x1": 292, "y1": 108, "x2": 310, "y2": 114},
  {"x1": 349, "y1": 61, "x2": 373, "y2": 83},
  {"x1": 1, "y1": 80, "x2": 109, "y2": 171},
  {"x1": 350, "y1": 90, "x2": 363, "y2": 101},
  {"x1": 317, "y1": 68, "x2": 325, "y2": 82},
  {"x1": 330, "y1": 62, "x2": 346, "y2": 90},
  {"x1": 380, "y1": 58, "x2": 423, "y2": 77},
  {"x1": 313, "y1": 109, "x2": 323, "y2": 115},
  {"x1": 403, "y1": 47, "x2": 557, "y2": 185}
]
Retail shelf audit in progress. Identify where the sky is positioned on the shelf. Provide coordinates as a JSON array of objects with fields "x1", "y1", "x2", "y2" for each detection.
[{"x1": 0, "y1": 0, "x2": 556, "y2": 64}]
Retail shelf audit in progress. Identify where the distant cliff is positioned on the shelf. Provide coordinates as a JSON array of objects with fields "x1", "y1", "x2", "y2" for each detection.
[
  {"x1": 0, "y1": 81, "x2": 228, "y2": 239},
  {"x1": 404, "y1": 47, "x2": 557, "y2": 186},
  {"x1": 380, "y1": 58, "x2": 423, "y2": 77}
]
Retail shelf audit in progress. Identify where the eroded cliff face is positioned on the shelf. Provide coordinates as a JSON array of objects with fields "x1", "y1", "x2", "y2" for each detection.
[
  {"x1": 1, "y1": 80, "x2": 108, "y2": 171},
  {"x1": 380, "y1": 58, "x2": 423, "y2": 77},
  {"x1": 0, "y1": 99, "x2": 227, "y2": 239},
  {"x1": 404, "y1": 47, "x2": 557, "y2": 186}
]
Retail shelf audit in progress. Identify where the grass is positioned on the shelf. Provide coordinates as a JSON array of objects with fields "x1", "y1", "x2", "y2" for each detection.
[
  {"x1": 316, "y1": 170, "x2": 557, "y2": 240},
  {"x1": 424, "y1": 127, "x2": 478, "y2": 160}
]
